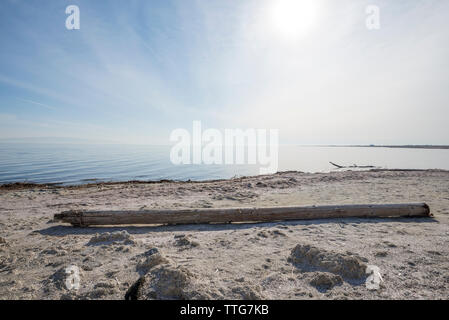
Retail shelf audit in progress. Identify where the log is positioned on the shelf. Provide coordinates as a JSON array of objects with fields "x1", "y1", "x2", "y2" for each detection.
[
  {"x1": 54, "y1": 203, "x2": 431, "y2": 227},
  {"x1": 330, "y1": 161, "x2": 376, "y2": 169}
]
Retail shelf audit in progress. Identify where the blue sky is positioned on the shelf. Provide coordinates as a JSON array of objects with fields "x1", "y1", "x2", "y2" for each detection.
[{"x1": 0, "y1": 0, "x2": 448, "y2": 144}]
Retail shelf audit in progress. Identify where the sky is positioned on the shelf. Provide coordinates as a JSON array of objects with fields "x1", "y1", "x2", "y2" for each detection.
[{"x1": 0, "y1": 0, "x2": 448, "y2": 145}]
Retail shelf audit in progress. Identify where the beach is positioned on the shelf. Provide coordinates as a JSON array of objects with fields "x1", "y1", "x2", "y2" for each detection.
[{"x1": 1, "y1": 169, "x2": 448, "y2": 299}]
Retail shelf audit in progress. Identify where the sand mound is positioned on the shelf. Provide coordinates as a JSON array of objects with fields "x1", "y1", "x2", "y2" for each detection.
[
  {"x1": 174, "y1": 235, "x2": 199, "y2": 248},
  {"x1": 127, "y1": 249, "x2": 221, "y2": 300},
  {"x1": 231, "y1": 285, "x2": 264, "y2": 300},
  {"x1": 127, "y1": 263, "x2": 216, "y2": 300},
  {"x1": 87, "y1": 281, "x2": 118, "y2": 299},
  {"x1": 290, "y1": 244, "x2": 367, "y2": 280},
  {"x1": 47, "y1": 268, "x2": 67, "y2": 290},
  {"x1": 309, "y1": 272, "x2": 343, "y2": 291},
  {"x1": 141, "y1": 264, "x2": 194, "y2": 299},
  {"x1": 136, "y1": 248, "x2": 170, "y2": 274},
  {"x1": 128, "y1": 260, "x2": 265, "y2": 300},
  {"x1": 45, "y1": 266, "x2": 82, "y2": 291},
  {"x1": 87, "y1": 231, "x2": 135, "y2": 246}
]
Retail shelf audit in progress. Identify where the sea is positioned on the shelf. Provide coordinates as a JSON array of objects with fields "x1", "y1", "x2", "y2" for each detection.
[{"x1": 0, "y1": 143, "x2": 448, "y2": 185}]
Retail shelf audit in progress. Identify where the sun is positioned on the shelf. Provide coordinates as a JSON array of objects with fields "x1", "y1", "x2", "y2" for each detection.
[{"x1": 269, "y1": 0, "x2": 320, "y2": 40}]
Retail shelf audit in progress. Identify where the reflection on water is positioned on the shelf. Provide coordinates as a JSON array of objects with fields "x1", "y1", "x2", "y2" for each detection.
[{"x1": 0, "y1": 143, "x2": 448, "y2": 185}]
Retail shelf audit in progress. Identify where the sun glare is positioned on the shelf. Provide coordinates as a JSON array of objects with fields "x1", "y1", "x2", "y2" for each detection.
[{"x1": 269, "y1": 0, "x2": 320, "y2": 40}]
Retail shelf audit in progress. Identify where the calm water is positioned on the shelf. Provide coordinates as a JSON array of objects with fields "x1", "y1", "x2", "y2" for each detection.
[{"x1": 0, "y1": 143, "x2": 448, "y2": 185}]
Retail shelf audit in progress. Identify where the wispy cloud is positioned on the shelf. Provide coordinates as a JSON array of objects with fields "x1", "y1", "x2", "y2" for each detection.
[{"x1": 17, "y1": 98, "x2": 57, "y2": 111}]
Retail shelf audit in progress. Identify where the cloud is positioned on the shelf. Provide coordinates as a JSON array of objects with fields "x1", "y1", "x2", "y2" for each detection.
[{"x1": 17, "y1": 98, "x2": 57, "y2": 110}]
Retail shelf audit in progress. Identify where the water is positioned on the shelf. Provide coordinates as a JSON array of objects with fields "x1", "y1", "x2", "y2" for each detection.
[{"x1": 0, "y1": 143, "x2": 448, "y2": 185}]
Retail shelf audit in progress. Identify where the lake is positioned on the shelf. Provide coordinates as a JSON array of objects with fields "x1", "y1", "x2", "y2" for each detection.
[{"x1": 0, "y1": 143, "x2": 448, "y2": 185}]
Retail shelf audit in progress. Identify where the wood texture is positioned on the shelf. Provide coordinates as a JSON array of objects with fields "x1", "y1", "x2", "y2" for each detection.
[{"x1": 54, "y1": 203, "x2": 431, "y2": 227}]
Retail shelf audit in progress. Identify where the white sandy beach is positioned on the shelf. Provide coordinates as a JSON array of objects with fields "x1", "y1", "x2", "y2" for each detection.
[{"x1": 0, "y1": 169, "x2": 448, "y2": 300}]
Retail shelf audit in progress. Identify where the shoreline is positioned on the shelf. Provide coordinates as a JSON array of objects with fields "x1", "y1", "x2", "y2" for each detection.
[
  {"x1": 1, "y1": 168, "x2": 448, "y2": 191},
  {"x1": 318, "y1": 145, "x2": 449, "y2": 149}
]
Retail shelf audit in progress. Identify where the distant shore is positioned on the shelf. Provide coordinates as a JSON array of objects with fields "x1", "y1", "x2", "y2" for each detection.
[{"x1": 328, "y1": 145, "x2": 449, "y2": 149}]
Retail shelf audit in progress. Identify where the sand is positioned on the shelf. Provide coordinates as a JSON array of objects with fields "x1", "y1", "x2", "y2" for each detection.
[{"x1": 0, "y1": 169, "x2": 449, "y2": 300}]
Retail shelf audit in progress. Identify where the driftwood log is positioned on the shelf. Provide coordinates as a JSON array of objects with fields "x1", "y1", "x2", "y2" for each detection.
[
  {"x1": 329, "y1": 161, "x2": 376, "y2": 169},
  {"x1": 54, "y1": 203, "x2": 431, "y2": 227}
]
